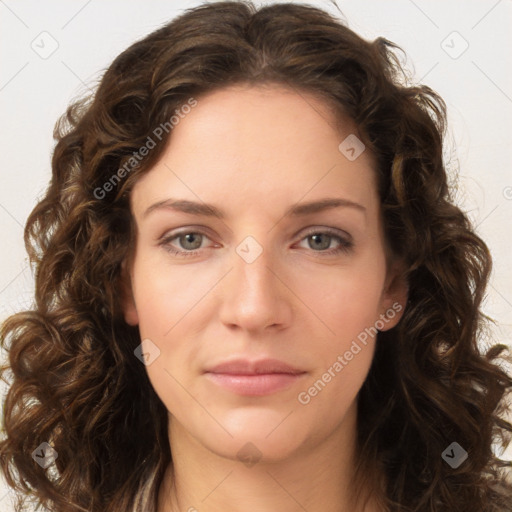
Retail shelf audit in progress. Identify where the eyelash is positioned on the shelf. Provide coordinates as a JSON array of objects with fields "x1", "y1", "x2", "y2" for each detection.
[{"x1": 158, "y1": 228, "x2": 354, "y2": 258}]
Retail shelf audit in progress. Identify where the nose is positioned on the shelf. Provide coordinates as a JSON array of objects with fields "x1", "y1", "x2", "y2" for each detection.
[{"x1": 218, "y1": 238, "x2": 293, "y2": 335}]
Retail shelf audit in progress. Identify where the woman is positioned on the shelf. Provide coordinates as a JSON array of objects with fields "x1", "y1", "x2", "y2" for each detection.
[{"x1": 1, "y1": 1, "x2": 511, "y2": 511}]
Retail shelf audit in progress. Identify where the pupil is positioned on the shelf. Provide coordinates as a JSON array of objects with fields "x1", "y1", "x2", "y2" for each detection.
[
  {"x1": 311, "y1": 234, "x2": 329, "y2": 250},
  {"x1": 184, "y1": 233, "x2": 200, "y2": 249}
]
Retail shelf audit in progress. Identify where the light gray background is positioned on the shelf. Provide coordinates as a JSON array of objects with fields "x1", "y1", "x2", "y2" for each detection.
[{"x1": 1, "y1": 0, "x2": 511, "y2": 509}]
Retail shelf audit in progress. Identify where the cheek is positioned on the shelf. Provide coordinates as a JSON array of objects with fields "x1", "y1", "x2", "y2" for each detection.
[
  {"x1": 301, "y1": 276, "x2": 379, "y2": 391},
  {"x1": 131, "y1": 256, "x2": 212, "y2": 335},
  {"x1": 291, "y1": 259, "x2": 386, "y2": 340},
  {"x1": 289, "y1": 257, "x2": 385, "y2": 403},
  {"x1": 129, "y1": 258, "x2": 215, "y2": 395},
  {"x1": 293, "y1": 267, "x2": 382, "y2": 416}
]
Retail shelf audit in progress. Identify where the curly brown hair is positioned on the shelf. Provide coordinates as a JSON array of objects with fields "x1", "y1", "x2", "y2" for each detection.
[{"x1": 1, "y1": 1, "x2": 511, "y2": 511}]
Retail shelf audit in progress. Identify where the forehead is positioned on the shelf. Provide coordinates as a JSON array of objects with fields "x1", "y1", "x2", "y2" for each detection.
[
  {"x1": 175, "y1": 82, "x2": 351, "y2": 147},
  {"x1": 131, "y1": 83, "x2": 378, "y2": 219}
]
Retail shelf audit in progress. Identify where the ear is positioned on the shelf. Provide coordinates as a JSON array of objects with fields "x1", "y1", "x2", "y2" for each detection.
[
  {"x1": 120, "y1": 260, "x2": 139, "y2": 326},
  {"x1": 378, "y1": 258, "x2": 409, "y2": 331}
]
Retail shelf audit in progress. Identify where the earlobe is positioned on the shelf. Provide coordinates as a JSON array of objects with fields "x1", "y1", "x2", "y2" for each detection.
[{"x1": 120, "y1": 261, "x2": 139, "y2": 326}]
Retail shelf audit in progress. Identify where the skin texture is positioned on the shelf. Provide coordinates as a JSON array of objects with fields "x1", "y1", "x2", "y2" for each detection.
[{"x1": 121, "y1": 83, "x2": 408, "y2": 512}]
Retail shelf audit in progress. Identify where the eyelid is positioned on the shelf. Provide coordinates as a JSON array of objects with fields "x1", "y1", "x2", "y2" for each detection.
[
  {"x1": 159, "y1": 225, "x2": 352, "y2": 244},
  {"x1": 299, "y1": 226, "x2": 352, "y2": 241}
]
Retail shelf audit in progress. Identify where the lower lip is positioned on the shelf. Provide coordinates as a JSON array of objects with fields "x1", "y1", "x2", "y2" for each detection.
[{"x1": 205, "y1": 372, "x2": 305, "y2": 396}]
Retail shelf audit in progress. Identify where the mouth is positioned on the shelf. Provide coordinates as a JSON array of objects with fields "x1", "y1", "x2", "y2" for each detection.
[{"x1": 203, "y1": 358, "x2": 307, "y2": 396}]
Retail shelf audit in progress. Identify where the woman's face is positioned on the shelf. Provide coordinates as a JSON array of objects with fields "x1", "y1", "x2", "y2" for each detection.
[{"x1": 122, "y1": 83, "x2": 407, "y2": 463}]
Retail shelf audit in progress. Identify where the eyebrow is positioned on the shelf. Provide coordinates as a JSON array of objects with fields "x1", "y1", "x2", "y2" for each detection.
[{"x1": 142, "y1": 197, "x2": 366, "y2": 219}]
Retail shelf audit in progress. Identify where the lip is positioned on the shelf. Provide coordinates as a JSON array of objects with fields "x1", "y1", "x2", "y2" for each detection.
[{"x1": 204, "y1": 358, "x2": 307, "y2": 396}]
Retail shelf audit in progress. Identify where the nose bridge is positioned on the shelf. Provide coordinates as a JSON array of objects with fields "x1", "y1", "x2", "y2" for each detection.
[
  {"x1": 234, "y1": 232, "x2": 280, "y2": 302},
  {"x1": 219, "y1": 231, "x2": 290, "y2": 331}
]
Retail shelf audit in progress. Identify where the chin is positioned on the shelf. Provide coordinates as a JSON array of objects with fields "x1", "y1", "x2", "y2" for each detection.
[
  {"x1": 191, "y1": 405, "x2": 312, "y2": 463},
  {"x1": 206, "y1": 430, "x2": 308, "y2": 465}
]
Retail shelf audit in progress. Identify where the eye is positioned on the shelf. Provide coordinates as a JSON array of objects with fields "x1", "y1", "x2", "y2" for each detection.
[
  {"x1": 159, "y1": 227, "x2": 354, "y2": 258},
  {"x1": 296, "y1": 228, "x2": 354, "y2": 256},
  {"x1": 160, "y1": 231, "x2": 211, "y2": 257}
]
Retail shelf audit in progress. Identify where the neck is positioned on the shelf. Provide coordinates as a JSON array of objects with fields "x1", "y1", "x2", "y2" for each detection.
[{"x1": 157, "y1": 402, "x2": 382, "y2": 512}]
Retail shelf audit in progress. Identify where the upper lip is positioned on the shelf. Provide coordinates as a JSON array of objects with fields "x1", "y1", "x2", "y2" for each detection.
[{"x1": 205, "y1": 358, "x2": 305, "y2": 375}]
